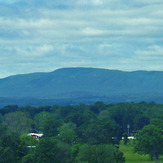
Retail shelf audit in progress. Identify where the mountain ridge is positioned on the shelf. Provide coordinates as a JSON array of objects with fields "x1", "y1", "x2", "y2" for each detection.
[{"x1": 0, "y1": 67, "x2": 163, "y2": 106}]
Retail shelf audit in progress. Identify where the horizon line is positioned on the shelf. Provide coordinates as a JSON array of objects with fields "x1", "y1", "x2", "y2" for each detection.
[{"x1": 1, "y1": 66, "x2": 163, "y2": 79}]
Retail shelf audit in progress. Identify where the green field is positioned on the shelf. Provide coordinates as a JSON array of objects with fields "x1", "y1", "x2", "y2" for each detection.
[{"x1": 119, "y1": 143, "x2": 163, "y2": 163}]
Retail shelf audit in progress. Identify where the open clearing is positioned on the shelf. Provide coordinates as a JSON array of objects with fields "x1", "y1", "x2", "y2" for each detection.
[{"x1": 120, "y1": 143, "x2": 163, "y2": 163}]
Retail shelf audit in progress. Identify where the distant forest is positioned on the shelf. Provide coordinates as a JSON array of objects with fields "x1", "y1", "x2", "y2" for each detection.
[{"x1": 0, "y1": 102, "x2": 163, "y2": 162}]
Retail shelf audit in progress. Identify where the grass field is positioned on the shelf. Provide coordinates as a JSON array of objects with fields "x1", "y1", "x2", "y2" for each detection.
[{"x1": 119, "y1": 143, "x2": 163, "y2": 163}]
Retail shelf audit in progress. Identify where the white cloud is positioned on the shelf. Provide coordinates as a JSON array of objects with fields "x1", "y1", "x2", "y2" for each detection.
[
  {"x1": 76, "y1": 0, "x2": 104, "y2": 6},
  {"x1": 0, "y1": 0, "x2": 163, "y2": 77},
  {"x1": 135, "y1": 45, "x2": 163, "y2": 56},
  {"x1": 16, "y1": 45, "x2": 54, "y2": 56},
  {"x1": 81, "y1": 27, "x2": 107, "y2": 36}
]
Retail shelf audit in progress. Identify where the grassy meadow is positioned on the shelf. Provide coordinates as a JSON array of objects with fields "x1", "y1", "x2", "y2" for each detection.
[{"x1": 120, "y1": 142, "x2": 163, "y2": 163}]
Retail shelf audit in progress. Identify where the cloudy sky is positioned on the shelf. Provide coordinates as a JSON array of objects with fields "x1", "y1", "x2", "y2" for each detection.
[{"x1": 0, "y1": 0, "x2": 163, "y2": 78}]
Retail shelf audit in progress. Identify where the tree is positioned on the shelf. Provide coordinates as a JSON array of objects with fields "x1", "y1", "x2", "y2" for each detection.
[
  {"x1": 0, "y1": 114, "x2": 4, "y2": 123},
  {"x1": 72, "y1": 144, "x2": 125, "y2": 163},
  {"x1": 3, "y1": 112, "x2": 33, "y2": 135},
  {"x1": 43, "y1": 118, "x2": 60, "y2": 137},
  {"x1": 82, "y1": 121, "x2": 110, "y2": 145},
  {"x1": 0, "y1": 132, "x2": 27, "y2": 163},
  {"x1": 82, "y1": 118, "x2": 120, "y2": 145},
  {"x1": 33, "y1": 137, "x2": 60, "y2": 163},
  {"x1": 134, "y1": 125, "x2": 163, "y2": 161},
  {"x1": 34, "y1": 111, "x2": 52, "y2": 132},
  {"x1": 90, "y1": 101, "x2": 106, "y2": 114},
  {"x1": 66, "y1": 113, "x2": 86, "y2": 127},
  {"x1": 22, "y1": 153, "x2": 35, "y2": 163},
  {"x1": 134, "y1": 115, "x2": 150, "y2": 130},
  {"x1": 0, "y1": 105, "x2": 18, "y2": 115},
  {"x1": 150, "y1": 118, "x2": 163, "y2": 129},
  {"x1": 57, "y1": 123, "x2": 77, "y2": 145},
  {"x1": 0, "y1": 125, "x2": 7, "y2": 138},
  {"x1": 20, "y1": 135, "x2": 38, "y2": 147}
]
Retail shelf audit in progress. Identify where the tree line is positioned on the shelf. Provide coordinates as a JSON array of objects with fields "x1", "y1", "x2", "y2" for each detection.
[{"x1": 0, "y1": 101, "x2": 162, "y2": 162}]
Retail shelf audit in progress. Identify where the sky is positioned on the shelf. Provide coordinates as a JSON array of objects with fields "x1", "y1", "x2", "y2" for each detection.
[{"x1": 0, "y1": 0, "x2": 163, "y2": 78}]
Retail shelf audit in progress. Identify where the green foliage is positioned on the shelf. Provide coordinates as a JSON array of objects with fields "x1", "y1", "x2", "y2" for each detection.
[
  {"x1": 134, "y1": 124, "x2": 163, "y2": 160},
  {"x1": 119, "y1": 143, "x2": 159, "y2": 163},
  {"x1": 3, "y1": 112, "x2": 33, "y2": 135},
  {"x1": 90, "y1": 101, "x2": 106, "y2": 114},
  {"x1": 0, "y1": 132, "x2": 27, "y2": 163},
  {"x1": 33, "y1": 137, "x2": 60, "y2": 163},
  {"x1": 134, "y1": 116, "x2": 150, "y2": 130},
  {"x1": 55, "y1": 141, "x2": 71, "y2": 163},
  {"x1": 72, "y1": 144, "x2": 125, "y2": 163},
  {"x1": 22, "y1": 153, "x2": 35, "y2": 163},
  {"x1": 57, "y1": 123, "x2": 77, "y2": 144},
  {"x1": 20, "y1": 135, "x2": 38, "y2": 146},
  {"x1": 30, "y1": 137, "x2": 71, "y2": 163},
  {"x1": 43, "y1": 118, "x2": 60, "y2": 137},
  {"x1": 0, "y1": 105, "x2": 18, "y2": 115},
  {"x1": 0, "y1": 114, "x2": 4, "y2": 123},
  {"x1": 66, "y1": 113, "x2": 86, "y2": 127},
  {"x1": 0, "y1": 124, "x2": 8, "y2": 137},
  {"x1": 109, "y1": 103, "x2": 142, "y2": 134},
  {"x1": 34, "y1": 111, "x2": 52, "y2": 131},
  {"x1": 0, "y1": 102, "x2": 163, "y2": 162},
  {"x1": 82, "y1": 118, "x2": 120, "y2": 145},
  {"x1": 98, "y1": 110, "x2": 111, "y2": 121},
  {"x1": 150, "y1": 118, "x2": 163, "y2": 129}
]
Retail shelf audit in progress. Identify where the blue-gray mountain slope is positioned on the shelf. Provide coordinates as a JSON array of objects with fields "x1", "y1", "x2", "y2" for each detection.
[{"x1": 0, "y1": 68, "x2": 163, "y2": 105}]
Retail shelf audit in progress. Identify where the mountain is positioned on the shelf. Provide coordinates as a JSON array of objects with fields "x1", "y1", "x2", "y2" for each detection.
[{"x1": 0, "y1": 67, "x2": 163, "y2": 106}]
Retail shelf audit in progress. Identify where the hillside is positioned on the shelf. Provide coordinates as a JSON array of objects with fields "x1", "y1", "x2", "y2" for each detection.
[{"x1": 0, "y1": 67, "x2": 163, "y2": 106}]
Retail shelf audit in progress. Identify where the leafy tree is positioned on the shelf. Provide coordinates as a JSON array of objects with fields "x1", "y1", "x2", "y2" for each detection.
[
  {"x1": 134, "y1": 115, "x2": 150, "y2": 130},
  {"x1": 55, "y1": 106, "x2": 74, "y2": 119},
  {"x1": 98, "y1": 112, "x2": 121, "y2": 144},
  {"x1": 0, "y1": 114, "x2": 4, "y2": 123},
  {"x1": 55, "y1": 141, "x2": 71, "y2": 163},
  {"x1": 22, "y1": 153, "x2": 35, "y2": 163},
  {"x1": 33, "y1": 137, "x2": 60, "y2": 163},
  {"x1": 98, "y1": 110, "x2": 111, "y2": 121},
  {"x1": 3, "y1": 112, "x2": 33, "y2": 135},
  {"x1": 90, "y1": 101, "x2": 106, "y2": 114},
  {"x1": 134, "y1": 124, "x2": 163, "y2": 161},
  {"x1": 109, "y1": 103, "x2": 143, "y2": 134},
  {"x1": 72, "y1": 144, "x2": 125, "y2": 163},
  {"x1": 43, "y1": 118, "x2": 60, "y2": 137},
  {"x1": 18, "y1": 106, "x2": 37, "y2": 117},
  {"x1": 57, "y1": 123, "x2": 77, "y2": 144},
  {"x1": 0, "y1": 105, "x2": 18, "y2": 115},
  {"x1": 0, "y1": 124, "x2": 7, "y2": 138},
  {"x1": 34, "y1": 111, "x2": 52, "y2": 131},
  {"x1": 24, "y1": 138, "x2": 71, "y2": 163},
  {"x1": 150, "y1": 118, "x2": 163, "y2": 129},
  {"x1": 20, "y1": 135, "x2": 38, "y2": 147},
  {"x1": 0, "y1": 132, "x2": 27, "y2": 163},
  {"x1": 82, "y1": 120, "x2": 113, "y2": 145},
  {"x1": 66, "y1": 113, "x2": 86, "y2": 127}
]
